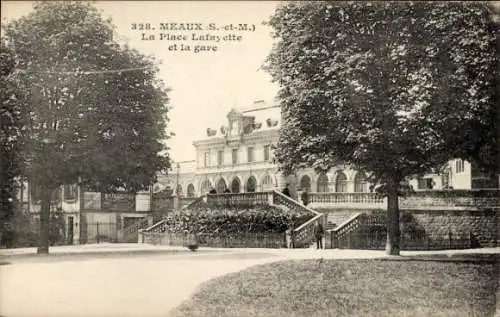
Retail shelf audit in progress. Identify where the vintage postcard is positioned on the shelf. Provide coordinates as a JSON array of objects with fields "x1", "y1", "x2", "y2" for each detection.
[{"x1": 1, "y1": 1, "x2": 499, "y2": 317}]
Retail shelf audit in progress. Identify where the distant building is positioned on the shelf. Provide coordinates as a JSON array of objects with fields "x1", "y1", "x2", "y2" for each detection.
[
  {"x1": 161, "y1": 100, "x2": 499, "y2": 195},
  {"x1": 14, "y1": 101, "x2": 497, "y2": 245},
  {"x1": 408, "y1": 158, "x2": 499, "y2": 190},
  {"x1": 159, "y1": 100, "x2": 375, "y2": 199},
  {"x1": 16, "y1": 181, "x2": 153, "y2": 245}
]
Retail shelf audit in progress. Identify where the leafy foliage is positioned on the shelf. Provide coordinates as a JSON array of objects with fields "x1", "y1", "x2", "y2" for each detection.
[
  {"x1": 3, "y1": 1, "x2": 171, "y2": 192},
  {"x1": 264, "y1": 2, "x2": 498, "y2": 184},
  {"x1": 0, "y1": 44, "x2": 25, "y2": 246},
  {"x1": 2, "y1": 1, "x2": 171, "y2": 252},
  {"x1": 159, "y1": 205, "x2": 313, "y2": 236},
  {"x1": 264, "y1": 1, "x2": 498, "y2": 254}
]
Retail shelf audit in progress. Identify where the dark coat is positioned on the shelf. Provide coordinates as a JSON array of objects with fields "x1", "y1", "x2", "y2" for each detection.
[{"x1": 314, "y1": 223, "x2": 324, "y2": 238}]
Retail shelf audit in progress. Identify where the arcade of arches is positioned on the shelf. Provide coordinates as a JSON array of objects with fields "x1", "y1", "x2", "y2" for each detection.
[{"x1": 173, "y1": 169, "x2": 372, "y2": 197}]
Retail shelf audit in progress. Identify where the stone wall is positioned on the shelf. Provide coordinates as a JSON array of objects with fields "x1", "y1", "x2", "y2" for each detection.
[
  {"x1": 334, "y1": 208, "x2": 499, "y2": 250},
  {"x1": 141, "y1": 231, "x2": 287, "y2": 249},
  {"x1": 410, "y1": 209, "x2": 498, "y2": 248}
]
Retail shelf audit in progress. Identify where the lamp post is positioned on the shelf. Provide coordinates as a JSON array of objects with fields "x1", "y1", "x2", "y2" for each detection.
[
  {"x1": 36, "y1": 137, "x2": 56, "y2": 254},
  {"x1": 176, "y1": 162, "x2": 180, "y2": 195}
]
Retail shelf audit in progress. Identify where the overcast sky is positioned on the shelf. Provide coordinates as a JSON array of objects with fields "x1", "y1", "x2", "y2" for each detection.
[{"x1": 1, "y1": 1, "x2": 281, "y2": 162}]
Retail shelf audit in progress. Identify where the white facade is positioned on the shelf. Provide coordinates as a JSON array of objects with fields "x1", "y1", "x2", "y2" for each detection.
[
  {"x1": 161, "y1": 100, "x2": 499, "y2": 196},
  {"x1": 160, "y1": 100, "x2": 374, "y2": 199},
  {"x1": 408, "y1": 158, "x2": 498, "y2": 190}
]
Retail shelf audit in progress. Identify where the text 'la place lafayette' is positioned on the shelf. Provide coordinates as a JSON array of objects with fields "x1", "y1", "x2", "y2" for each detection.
[{"x1": 141, "y1": 32, "x2": 243, "y2": 42}]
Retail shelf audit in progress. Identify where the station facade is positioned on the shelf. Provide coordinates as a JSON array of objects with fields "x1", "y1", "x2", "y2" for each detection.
[{"x1": 160, "y1": 100, "x2": 498, "y2": 198}]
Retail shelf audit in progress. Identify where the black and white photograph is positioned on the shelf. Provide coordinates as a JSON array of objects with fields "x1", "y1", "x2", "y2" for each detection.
[{"x1": 1, "y1": 1, "x2": 499, "y2": 317}]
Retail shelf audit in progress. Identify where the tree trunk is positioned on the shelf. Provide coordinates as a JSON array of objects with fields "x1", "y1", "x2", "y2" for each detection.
[
  {"x1": 386, "y1": 182, "x2": 400, "y2": 255},
  {"x1": 37, "y1": 187, "x2": 51, "y2": 254}
]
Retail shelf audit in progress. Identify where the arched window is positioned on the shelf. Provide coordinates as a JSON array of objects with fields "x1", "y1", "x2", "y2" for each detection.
[
  {"x1": 246, "y1": 176, "x2": 257, "y2": 192},
  {"x1": 335, "y1": 172, "x2": 347, "y2": 193},
  {"x1": 262, "y1": 174, "x2": 274, "y2": 191},
  {"x1": 216, "y1": 178, "x2": 227, "y2": 193},
  {"x1": 231, "y1": 178, "x2": 241, "y2": 193},
  {"x1": 354, "y1": 172, "x2": 368, "y2": 193},
  {"x1": 299, "y1": 175, "x2": 311, "y2": 192},
  {"x1": 317, "y1": 173, "x2": 329, "y2": 192},
  {"x1": 187, "y1": 184, "x2": 196, "y2": 198},
  {"x1": 200, "y1": 179, "x2": 211, "y2": 194}
]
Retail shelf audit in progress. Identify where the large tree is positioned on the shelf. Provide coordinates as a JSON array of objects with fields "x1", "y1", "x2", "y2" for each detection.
[
  {"x1": 264, "y1": 2, "x2": 498, "y2": 255},
  {"x1": 0, "y1": 45, "x2": 25, "y2": 247},
  {"x1": 3, "y1": 1, "x2": 171, "y2": 253}
]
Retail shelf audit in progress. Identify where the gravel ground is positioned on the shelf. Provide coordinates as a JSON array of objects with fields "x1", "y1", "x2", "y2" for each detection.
[{"x1": 1, "y1": 244, "x2": 498, "y2": 317}]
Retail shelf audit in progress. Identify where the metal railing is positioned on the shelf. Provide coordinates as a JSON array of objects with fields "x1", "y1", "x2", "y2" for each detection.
[{"x1": 330, "y1": 217, "x2": 484, "y2": 251}]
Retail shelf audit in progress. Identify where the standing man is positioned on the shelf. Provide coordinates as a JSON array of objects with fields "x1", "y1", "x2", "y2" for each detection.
[{"x1": 313, "y1": 221, "x2": 324, "y2": 249}]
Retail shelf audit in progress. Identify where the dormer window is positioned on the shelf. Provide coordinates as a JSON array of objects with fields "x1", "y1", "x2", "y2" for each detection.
[{"x1": 230, "y1": 120, "x2": 240, "y2": 136}]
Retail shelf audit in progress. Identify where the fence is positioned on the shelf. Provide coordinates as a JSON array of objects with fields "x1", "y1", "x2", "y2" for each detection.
[
  {"x1": 141, "y1": 231, "x2": 287, "y2": 249},
  {"x1": 329, "y1": 213, "x2": 483, "y2": 251},
  {"x1": 81, "y1": 222, "x2": 118, "y2": 244},
  {"x1": 330, "y1": 227, "x2": 478, "y2": 251}
]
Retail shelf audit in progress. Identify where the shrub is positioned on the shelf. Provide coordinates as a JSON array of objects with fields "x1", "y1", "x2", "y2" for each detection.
[{"x1": 161, "y1": 205, "x2": 314, "y2": 236}]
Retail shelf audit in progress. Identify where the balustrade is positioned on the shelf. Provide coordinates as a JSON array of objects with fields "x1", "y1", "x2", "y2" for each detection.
[
  {"x1": 309, "y1": 190, "x2": 500, "y2": 209},
  {"x1": 330, "y1": 213, "x2": 364, "y2": 249},
  {"x1": 206, "y1": 192, "x2": 271, "y2": 207},
  {"x1": 309, "y1": 192, "x2": 384, "y2": 205},
  {"x1": 272, "y1": 190, "x2": 325, "y2": 248}
]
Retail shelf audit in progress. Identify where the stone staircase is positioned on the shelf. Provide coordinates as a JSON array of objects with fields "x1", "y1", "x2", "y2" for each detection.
[
  {"x1": 137, "y1": 189, "x2": 378, "y2": 251},
  {"x1": 271, "y1": 190, "x2": 327, "y2": 248},
  {"x1": 328, "y1": 212, "x2": 366, "y2": 249},
  {"x1": 139, "y1": 191, "x2": 323, "y2": 248},
  {"x1": 325, "y1": 211, "x2": 360, "y2": 229},
  {"x1": 138, "y1": 191, "x2": 373, "y2": 251}
]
